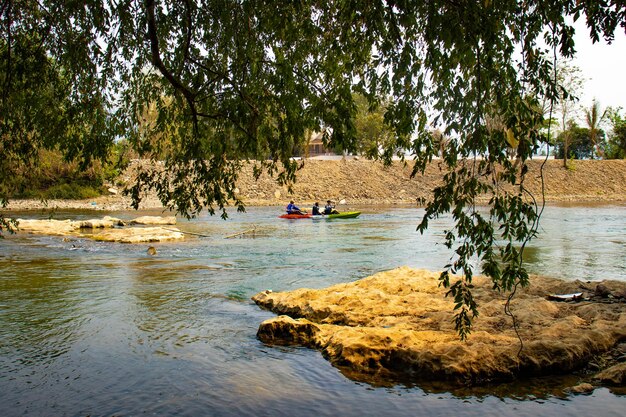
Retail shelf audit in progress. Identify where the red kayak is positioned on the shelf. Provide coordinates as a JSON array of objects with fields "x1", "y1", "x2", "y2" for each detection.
[{"x1": 279, "y1": 213, "x2": 312, "y2": 219}]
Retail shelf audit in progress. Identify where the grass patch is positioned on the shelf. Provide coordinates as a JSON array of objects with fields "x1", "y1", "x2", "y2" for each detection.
[{"x1": 14, "y1": 182, "x2": 103, "y2": 200}]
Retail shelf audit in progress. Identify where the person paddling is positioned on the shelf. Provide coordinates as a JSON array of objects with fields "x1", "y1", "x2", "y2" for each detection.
[
  {"x1": 312, "y1": 202, "x2": 322, "y2": 215},
  {"x1": 286, "y1": 201, "x2": 305, "y2": 215},
  {"x1": 324, "y1": 200, "x2": 339, "y2": 215}
]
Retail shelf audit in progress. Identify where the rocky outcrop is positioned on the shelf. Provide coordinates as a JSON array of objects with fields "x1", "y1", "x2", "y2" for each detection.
[
  {"x1": 253, "y1": 267, "x2": 626, "y2": 386},
  {"x1": 12, "y1": 216, "x2": 183, "y2": 243},
  {"x1": 129, "y1": 215, "x2": 177, "y2": 225},
  {"x1": 91, "y1": 226, "x2": 183, "y2": 243},
  {"x1": 74, "y1": 216, "x2": 126, "y2": 228},
  {"x1": 230, "y1": 159, "x2": 626, "y2": 206},
  {"x1": 15, "y1": 216, "x2": 124, "y2": 234}
]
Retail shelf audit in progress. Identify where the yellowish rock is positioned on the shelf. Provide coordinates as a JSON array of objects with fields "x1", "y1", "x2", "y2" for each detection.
[
  {"x1": 129, "y1": 215, "x2": 176, "y2": 225},
  {"x1": 12, "y1": 217, "x2": 184, "y2": 243},
  {"x1": 253, "y1": 267, "x2": 626, "y2": 385},
  {"x1": 15, "y1": 219, "x2": 76, "y2": 235},
  {"x1": 74, "y1": 216, "x2": 125, "y2": 228},
  {"x1": 568, "y1": 383, "x2": 595, "y2": 394},
  {"x1": 594, "y1": 363, "x2": 626, "y2": 385},
  {"x1": 92, "y1": 226, "x2": 184, "y2": 243}
]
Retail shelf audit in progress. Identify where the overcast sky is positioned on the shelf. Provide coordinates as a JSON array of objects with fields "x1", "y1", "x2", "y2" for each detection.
[{"x1": 571, "y1": 18, "x2": 626, "y2": 113}]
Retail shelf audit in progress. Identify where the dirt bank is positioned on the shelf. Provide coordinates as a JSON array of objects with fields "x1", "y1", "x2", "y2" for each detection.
[
  {"x1": 237, "y1": 158, "x2": 626, "y2": 206},
  {"x1": 253, "y1": 267, "x2": 626, "y2": 388},
  {"x1": 4, "y1": 159, "x2": 626, "y2": 211}
]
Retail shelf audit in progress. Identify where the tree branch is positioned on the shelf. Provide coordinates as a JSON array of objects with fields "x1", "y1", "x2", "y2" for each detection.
[
  {"x1": 144, "y1": 0, "x2": 198, "y2": 132},
  {"x1": 2, "y1": 0, "x2": 12, "y2": 104},
  {"x1": 181, "y1": 0, "x2": 192, "y2": 74}
]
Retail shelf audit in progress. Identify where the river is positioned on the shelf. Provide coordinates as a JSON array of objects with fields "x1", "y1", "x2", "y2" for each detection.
[{"x1": 1, "y1": 204, "x2": 624, "y2": 416}]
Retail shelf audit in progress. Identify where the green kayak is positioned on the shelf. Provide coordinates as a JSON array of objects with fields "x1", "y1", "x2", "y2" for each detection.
[{"x1": 312, "y1": 211, "x2": 361, "y2": 219}]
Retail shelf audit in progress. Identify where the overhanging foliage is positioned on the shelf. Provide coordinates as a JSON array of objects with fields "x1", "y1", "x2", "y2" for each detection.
[{"x1": 1, "y1": 1, "x2": 624, "y2": 337}]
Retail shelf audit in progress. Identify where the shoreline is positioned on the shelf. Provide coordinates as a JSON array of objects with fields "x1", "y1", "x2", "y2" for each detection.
[
  {"x1": 3, "y1": 190, "x2": 625, "y2": 214},
  {"x1": 3, "y1": 197, "x2": 625, "y2": 214}
]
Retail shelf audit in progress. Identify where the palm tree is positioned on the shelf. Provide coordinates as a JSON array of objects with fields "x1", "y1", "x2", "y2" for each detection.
[{"x1": 585, "y1": 100, "x2": 607, "y2": 159}]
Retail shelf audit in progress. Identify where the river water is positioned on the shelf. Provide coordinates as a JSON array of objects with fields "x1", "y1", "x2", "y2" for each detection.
[{"x1": 1, "y1": 204, "x2": 624, "y2": 416}]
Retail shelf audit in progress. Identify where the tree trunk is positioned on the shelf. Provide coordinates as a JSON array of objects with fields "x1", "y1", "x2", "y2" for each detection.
[{"x1": 563, "y1": 133, "x2": 569, "y2": 168}]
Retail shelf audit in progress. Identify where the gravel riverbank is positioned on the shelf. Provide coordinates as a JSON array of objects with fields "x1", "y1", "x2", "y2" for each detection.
[{"x1": 4, "y1": 159, "x2": 626, "y2": 212}]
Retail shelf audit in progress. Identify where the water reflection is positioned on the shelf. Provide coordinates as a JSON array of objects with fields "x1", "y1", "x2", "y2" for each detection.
[{"x1": 0, "y1": 258, "x2": 87, "y2": 372}]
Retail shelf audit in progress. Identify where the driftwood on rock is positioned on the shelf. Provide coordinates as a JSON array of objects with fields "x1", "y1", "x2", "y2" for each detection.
[{"x1": 252, "y1": 267, "x2": 626, "y2": 387}]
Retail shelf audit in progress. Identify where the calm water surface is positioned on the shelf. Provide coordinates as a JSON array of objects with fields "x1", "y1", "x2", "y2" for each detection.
[{"x1": 1, "y1": 204, "x2": 624, "y2": 416}]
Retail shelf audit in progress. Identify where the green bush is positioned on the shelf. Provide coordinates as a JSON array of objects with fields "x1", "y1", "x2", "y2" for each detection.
[
  {"x1": 45, "y1": 183, "x2": 102, "y2": 200},
  {"x1": 14, "y1": 182, "x2": 102, "y2": 200},
  {"x1": 6, "y1": 149, "x2": 111, "y2": 200}
]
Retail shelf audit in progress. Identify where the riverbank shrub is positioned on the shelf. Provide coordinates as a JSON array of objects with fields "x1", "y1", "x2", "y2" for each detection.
[{"x1": 6, "y1": 151, "x2": 100, "y2": 199}]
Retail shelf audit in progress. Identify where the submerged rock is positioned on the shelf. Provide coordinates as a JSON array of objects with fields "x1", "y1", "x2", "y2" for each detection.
[
  {"x1": 567, "y1": 383, "x2": 595, "y2": 394},
  {"x1": 252, "y1": 267, "x2": 626, "y2": 386}
]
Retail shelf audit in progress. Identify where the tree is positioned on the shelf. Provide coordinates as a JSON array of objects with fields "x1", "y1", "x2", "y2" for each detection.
[
  {"x1": 552, "y1": 60, "x2": 585, "y2": 168},
  {"x1": 555, "y1": 122, "x2": 596, "y2": 160},
  {"x1": 584, "y1": 99, "x2": 608, "y2": 159},
  {"x1": 352, "y1": 93, "x2": 396, "y2": 159},
  {"x1": 2, "y1": 1, "x2": 624, "y2": 338},
  {"x1": 1, "y1": 28, "x2": 113, "y2": 233},
  {"x1": 605, "y1": 108, "x2": 626, "y2": 159}
]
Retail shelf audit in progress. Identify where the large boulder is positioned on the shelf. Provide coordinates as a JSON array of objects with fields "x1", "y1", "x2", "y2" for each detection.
[{"x1": 253, "y1": 267, "x2": 626, "y2": 386}]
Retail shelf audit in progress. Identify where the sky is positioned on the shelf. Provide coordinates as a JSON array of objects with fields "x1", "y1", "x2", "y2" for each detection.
[{"x1": 571, "y1": 18, "x2": 626, "y2": 113}]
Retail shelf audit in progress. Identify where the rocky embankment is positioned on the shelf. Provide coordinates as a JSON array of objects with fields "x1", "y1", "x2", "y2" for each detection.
[
  {"x1": 4, "y1": 159, "x2": 626, "y2": 211},
  {"x1": 236, "y1": 158, "x2": 626, "y2": 206},
  {"x1": 253, "y1": 267, "x2": 626, "y2": 389}
]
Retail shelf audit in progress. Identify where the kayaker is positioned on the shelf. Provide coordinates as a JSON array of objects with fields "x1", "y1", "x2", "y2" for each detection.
[
  {"x1": 312, "y1": 202, "x2": 322, "y2": 215},
  {"x1": 324, "y1": 200, "x2": 339, "y2": 215},
  {"x1": 286, "y1": 201, "x2": 304, "y2": 215}
]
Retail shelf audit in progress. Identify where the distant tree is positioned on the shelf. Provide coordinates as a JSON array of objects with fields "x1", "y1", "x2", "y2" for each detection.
[
  {"x1": 553, "y1": 61, "x2": 585, "y2": 168},
  {"x1": 605, "y1": 108, "x2": 626, "y2": 159},
  {"x1": 555, "y1": 123, "x2": 598, "y2": 160},
  {"x1": 584, "y1": 100, "x2": 608, "y2": 159},
  {"x1": 430, "y1": 129, "x2": 449, "y2": 159},
  {"x1": 352, "y1": 94, "x2": 397, "y2": 159}
]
